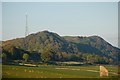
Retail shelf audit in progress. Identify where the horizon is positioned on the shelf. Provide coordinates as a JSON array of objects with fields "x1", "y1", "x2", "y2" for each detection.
[{"x1": 2, "y1": 2, "x2": 118, "y2": 47}]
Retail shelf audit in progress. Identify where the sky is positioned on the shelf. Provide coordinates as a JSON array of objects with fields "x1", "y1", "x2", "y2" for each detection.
[{"x1": 2, "y1": 2, "x2": 118, "y2": 47}]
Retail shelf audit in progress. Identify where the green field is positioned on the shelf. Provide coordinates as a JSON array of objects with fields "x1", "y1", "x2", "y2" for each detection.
[{"x1": 2, "y1": 65, "x2": 118, "y2": 78}]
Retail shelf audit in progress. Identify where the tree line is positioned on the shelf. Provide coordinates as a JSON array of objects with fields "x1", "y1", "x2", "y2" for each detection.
[{"x1": 1, "y1": 47, "x2": 113, "y2": 65}]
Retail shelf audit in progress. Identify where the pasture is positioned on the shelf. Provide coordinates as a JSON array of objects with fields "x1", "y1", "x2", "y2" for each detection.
[{"x1": 2, "y1": 65, "x2": 118, "y2": 78}]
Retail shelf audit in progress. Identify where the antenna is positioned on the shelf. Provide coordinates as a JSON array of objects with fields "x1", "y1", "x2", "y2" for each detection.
[
  {"x1": 25, "y1": 13, "x2": 28, "y2": 37},
  {"x1": 24, "y1": 12, "x2": 29, "y2": 50}
]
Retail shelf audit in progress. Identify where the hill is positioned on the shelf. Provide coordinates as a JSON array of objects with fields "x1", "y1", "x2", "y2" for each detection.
[{"x1": 1, "y1": 30, "x2": 120, "y2": 64}]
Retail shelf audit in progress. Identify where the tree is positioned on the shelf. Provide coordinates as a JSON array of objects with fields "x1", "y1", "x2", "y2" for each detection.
[
  {"x1": 1, "y1": 53, "x2": 7, "y2": 63},
  {"x1": 109, "y1": 58, "x2": 113, "y2": 64},
  {"x1": 68, "y1": 54, "x2": 79, "y2": 61},
  {"x1": 41, "y1": 52, "x2": 51, "y2": 63},
  {"x1": 56, "y1": 52, "x2": 63, "y2": 61},
  {"x1": 61, "y1": 52, "x2": 69, "y2": 61},
  {"x1": 22, "y1": 53, "x2": 29, "y2": 62},
  {"x1": 41, "y1": 50, "x2": 51, "y2": 63}
]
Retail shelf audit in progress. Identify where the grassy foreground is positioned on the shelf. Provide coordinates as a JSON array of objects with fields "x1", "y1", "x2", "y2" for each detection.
[{"x1": 2, "y1": 65, "x2": 118, "y2": 78}]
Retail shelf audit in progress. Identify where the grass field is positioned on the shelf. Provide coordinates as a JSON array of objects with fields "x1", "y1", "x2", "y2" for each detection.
[{"x1": 2, "y1": 65, "x2": 118, "y2": 78}]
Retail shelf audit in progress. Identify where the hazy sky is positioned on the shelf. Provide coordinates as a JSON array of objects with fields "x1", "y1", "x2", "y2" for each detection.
[{"x1": 2, "y1": 2, "x2": 118, "y2": 47}]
